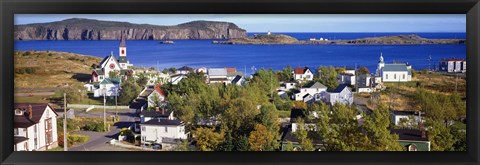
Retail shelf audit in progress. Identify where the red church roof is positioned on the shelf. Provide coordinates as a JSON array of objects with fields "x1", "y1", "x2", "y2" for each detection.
[
  {"x1": 294, "y1": 67, "x2": 309, "y2": 74},
  {"x1": 154, "y1": 84, "x2": 165, "y2": 97},
  {"x1": 226, "y1": 68, "x2": 236, "y2": 73}
]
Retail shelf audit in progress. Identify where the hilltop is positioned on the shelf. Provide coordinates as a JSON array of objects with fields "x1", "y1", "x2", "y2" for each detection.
[
  {"x1": 14, "y1": 50, "x2": 102, "y2": 88},
  {"x1": 14, "y1": 18, "x2": 247, "y2": 40},
  {"x1": 214, "y1": 34, "x2": 465, "y2": 45}
]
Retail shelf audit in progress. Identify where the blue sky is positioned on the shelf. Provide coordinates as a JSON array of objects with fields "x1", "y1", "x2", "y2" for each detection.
[{"x1": 15, "y1": 14, "x2": 466, "y2": 32}]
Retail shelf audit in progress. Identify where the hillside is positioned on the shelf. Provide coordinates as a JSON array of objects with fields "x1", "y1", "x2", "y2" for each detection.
[
  {"x1": 14, "y1": 50, "x2": 102, "y2": 88},
  {"x1": 215, "y1": 34, "x2": 299, "y2": 44},
  {"x1": 14, "y1": 18, "x2": 247, "y2": 40}
]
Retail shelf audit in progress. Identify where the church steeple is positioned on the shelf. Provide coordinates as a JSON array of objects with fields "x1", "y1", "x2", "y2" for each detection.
[
  {"x1": 379, "y1": 52, "x2": 384, "y2": 63},
  {"x1": 119, "y1": 32, "x2": 127, "y2": 57}
]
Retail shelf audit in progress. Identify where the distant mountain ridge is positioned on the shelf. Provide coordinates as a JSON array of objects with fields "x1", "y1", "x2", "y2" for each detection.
[{"x1": 14, "y1": 18, "x2": 247, "y2": 40}]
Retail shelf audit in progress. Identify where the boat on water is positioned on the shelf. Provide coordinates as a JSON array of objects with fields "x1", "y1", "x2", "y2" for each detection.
[{"x1": 160, "y1": 40, "x2": 175, "y2": 44}]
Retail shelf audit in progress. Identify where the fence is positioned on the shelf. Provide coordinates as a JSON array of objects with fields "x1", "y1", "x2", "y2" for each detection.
[{"x1": 68, "y1": 104, "x2": 130, "y2": 109}]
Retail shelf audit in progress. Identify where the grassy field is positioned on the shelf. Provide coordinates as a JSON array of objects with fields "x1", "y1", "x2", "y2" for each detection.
[
  {"x1": 15, "y1": 50, "x2": 102, "y2": 88},
  {"x1": 364, "y1": 72, "x2": 466, "y2": 111},
  {"x1": 14, "y1": 95, "x2": 51, "y2": 103}
]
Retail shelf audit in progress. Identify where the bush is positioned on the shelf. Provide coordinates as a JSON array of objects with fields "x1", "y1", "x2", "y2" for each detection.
[
  {"x1": 58, "y1": 134, "x2": 89, "y2": 147},
  {"x1": 83, "y1": 122, "x2": 106, "y2": 132}
]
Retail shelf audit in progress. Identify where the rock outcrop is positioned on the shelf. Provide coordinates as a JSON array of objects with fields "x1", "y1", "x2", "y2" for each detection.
[{"x1": 14, "y1": 18, "x2": 247, "y2": 40}]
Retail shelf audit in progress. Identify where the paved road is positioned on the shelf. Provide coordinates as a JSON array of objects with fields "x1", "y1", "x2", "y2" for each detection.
[{"x1": 69, "y1": 109, "x2": 137, "y2": 151}]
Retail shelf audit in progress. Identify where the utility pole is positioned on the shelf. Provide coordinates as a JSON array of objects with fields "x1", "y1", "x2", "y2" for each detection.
[
  {"x1": 63, "y1": 93, "x2": 67, "y2": 151},
  {"x1": 115, "y1": 88, "x2": 118, "y2": 119},
  {"x1": 103, "y1": 87, "x2": 107, "y2": 132}
]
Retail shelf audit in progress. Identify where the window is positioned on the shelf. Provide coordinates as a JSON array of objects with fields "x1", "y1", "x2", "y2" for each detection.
[
  {"x1": 403, "y1": 74, "x2": 405, "y2": 79},
  {"x1": 141, "y1": 136, "x2": 146, "y2": 142},
  {"x1": 141, "y1": 126, "x2": 146, "y2": 132},
  {"x1": 34, "y1": 138, "x2": 37, "y2": 148},
  {"x1": 408, "y1": 144, "x2": 418, "y2": 151},
  {"x1": 394, "y1": 74, "x2": 396, "y2": 79},
  {"x1": 306, "y1": 75, "x2": 311, "y2": 79},
  {"x1": 386, "y1": 74, "x2": 388, "y2": 79},
  {"x1": 165, "y1": 127, "x2": 168, "y2": 133},
  {"x1": 14, "y1": 128, "x2": 18, "y2": 135}
]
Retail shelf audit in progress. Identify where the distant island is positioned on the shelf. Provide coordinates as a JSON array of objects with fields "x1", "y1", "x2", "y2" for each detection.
[
  {"x1": 14, "y1": 18, "x2": 247, "y2": 40},
  {"x1": 213, "y1": 34, "x2": 466, "y2": 45}
]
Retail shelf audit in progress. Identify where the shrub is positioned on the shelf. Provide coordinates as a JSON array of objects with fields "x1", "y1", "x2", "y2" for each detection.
[{"x1": 83, "y1": 122, "x2": 106, "y2": 132}]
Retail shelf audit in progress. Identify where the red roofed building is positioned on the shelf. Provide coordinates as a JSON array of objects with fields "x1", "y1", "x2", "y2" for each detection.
[
  {"x1": 439, "y1": 58, "x2": 466, "y2": 73},
  {"x1": 226, "y1": 68, "x2": 236, "y2": 73},
  {"x1": 292, "y1": 67, "x2": 314, "y2": 82},
  {"x1": 147, "y1": 84, "x2": 166, "y2": 108}
]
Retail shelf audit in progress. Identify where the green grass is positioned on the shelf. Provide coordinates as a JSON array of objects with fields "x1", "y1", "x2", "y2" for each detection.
[
  {"x1": 46, "y1": 147, "x2": 64, "y2": 151},
  {"x1": 14, "y1": 96, "x2": 50, "y2": 103},
  {"x1": 278, "y1": 110, "x2": 291, "y2": 118}
]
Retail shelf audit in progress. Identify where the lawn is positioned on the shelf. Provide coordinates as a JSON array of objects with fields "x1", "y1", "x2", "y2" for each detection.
[
  {"x1": 278, "y1": 110, "x2": 291, "y2": 118},
  {"x1": 46, "y1": 147, "x2": 64, "y2": 151},
  {"x1": 14, "y1": 95, "x2": 50, "y2": 103}
]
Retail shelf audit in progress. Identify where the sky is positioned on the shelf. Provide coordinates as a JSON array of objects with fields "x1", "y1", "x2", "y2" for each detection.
[{"x1": 14, "y1": 14, "x2": 466, "y2": 33}]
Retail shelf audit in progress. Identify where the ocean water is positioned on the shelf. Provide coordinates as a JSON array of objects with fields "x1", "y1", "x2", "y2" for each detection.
[{"x1": 15, "y1": 33, "x2": 466, "y2": 74}]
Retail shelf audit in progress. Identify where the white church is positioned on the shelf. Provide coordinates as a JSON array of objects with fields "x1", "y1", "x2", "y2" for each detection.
[
  {"x1": 91, "y1": 33, "x2": 133, "y2": 83},
  {"x1": 375, "y1": 53, "x2": 412, "y2": 83}
]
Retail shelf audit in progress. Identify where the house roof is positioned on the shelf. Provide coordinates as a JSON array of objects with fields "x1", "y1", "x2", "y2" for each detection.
[
  {"x1": 141, "y1": 119, "x2": 183, "y2": 126},
  {"x1": 294, "y1": 67, "x2": 310, "y2": 74},
  {"x1": 281, "y1": 128, "x2": 323, "y2": 145},
  {"x1": 99, "y1": 54, "x2": 121, "y2": 69},
  {"x1": 14, "y1": 136, "x2": 29, "y2": 144},
  {"x1": 14, "y1": 103, "x2": 58, "y2": 128},
  {"x1": 227, "y1": 71, "x2": 244, "y2": 77},
  {"x1": 130, "y1": 99, "x2": 147, "y2": 109},
  {"x1": 383, "y1": 64, "x2": 409, "y2": 72},
  {"x1": 226, "y1": 68, "x2": 236, "y2": 73},
  {"x1": 440, "y1": 58, "x2": 465, "y2": 62},
  {"x1": 208, "y1": 68, "x2": 227, "y2": 76},
  {"x1": 153, "y1": 84, "x2": 166, "y2": 97},
  {"x1": 328, "y1": 84, "x2": 349, "y2": 93},
  {"x1": 100, "y1": 78, "x2": 121, "y2": 85},
  {"x1": 391, "y1": 110, "x2": 426, "y2": 117},
  {"x1": 93, "y1": 69, "x2": 105, "y2": 76},
  {"x1": 391, "y1": 129, "x2": 429, "y2": 142},
  {"x1": 232, "y1": 75, "x2": 243, "y2": 84},
  {"x1": 303, "y1": 82, "x2": 327, "y2": 89},
  {"x1": 118, "y1": 56, "x2": 128, "y2": 63},
  {"x1": 140, "y1": 109, "x2": 173, "y2": 118}
]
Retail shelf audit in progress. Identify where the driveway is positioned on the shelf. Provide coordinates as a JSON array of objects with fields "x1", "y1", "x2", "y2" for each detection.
[{"x1": 69, "y1": 108, "x2": 136, "y2": 151}]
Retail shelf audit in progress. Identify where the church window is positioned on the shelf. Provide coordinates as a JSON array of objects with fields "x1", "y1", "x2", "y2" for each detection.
[{"x1": 121, "y1": 50, "x2": 125, "y2": 54}]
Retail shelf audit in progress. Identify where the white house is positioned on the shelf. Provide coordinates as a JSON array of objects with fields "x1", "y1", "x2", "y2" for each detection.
[
  {"x1": 170, "y1": 74, "x2": 187, "y2": 85},
  {"x1": 357, "y1": 74, "x2": 376, "y2": 93},
  {"x1": 208, "y1": 68, "x2": 230, "y2": 85},
  {"x1": 93, "y1": 78, "x2": 121, "y2": 97},
  {"x1": 375, "y1": 53, "x2": 412, "y2": 82},
  {"x1": 439, "y1": 58, "x2": 466, "y2": 73},
  {"x1": 14, "y1": 103, "x2": 58, "y2": 151},
  {"x1": 140, "y1": 119, "x2": 188, "y2": 145},
  {"x1": 325, "y1": 84, "x2": 353, "y2": 105},
  {"x1": 294, "y1": 82, "x2": 328, "y2": 102},
  {"x1": 293, "y1": 67, "x2": 314, "y2": 82},
  {"x1": 147, "y1": 84, "x2": 166, "y2": 108},
  {"x1": 391, "y1": 110, "x2": 426, "y2": 127},
  {"x1": 337, "y1": 73, "x2": 356, "y2": 86}
]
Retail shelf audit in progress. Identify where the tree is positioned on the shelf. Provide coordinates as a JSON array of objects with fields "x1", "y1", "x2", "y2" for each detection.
[
  {"x1": 148, "y1": 92, "x2": 163, "y2": 109},
  {"x1": 221, "y1": 98, "x2": 260, "y2": 138},
  {"x1": 192, "y1": 127, "x2": 224, "y2": 151},
  {"x1": 234, "y1": 135, "x2": 250, "y2": 151},
  {"x1": 428, "y1": 119, "x2": 455, "y2": 151},
  {"x1": 362, "y1": 104, "x2": 404, "y2": 151},
  {"x1": 316, "y1": 66, "x2": 338, "y2": 90},
  {"x1": 283, "y1": 141, "x2": 295, "y2": 151},
  {"x1": 277, "y1": 65, "x2": 294, "y2": 82},
  {"x1": 218, "y1": 131, "x2": 234, "y2": 151},
  {"x1": 357, "y1": 67, "x2": 370, "y2": 75},
  {"x1": 248, "y1": 124, "x2": 275, "y2": 151},
  {"x1": 118, "y1": 79, "x2": 141, "y2": 105},
  {"x1": 292, "y1": 118, "x2": 314, "y2": 151},
  {"x1": 54, "y1": 82, "x2": 87, "y2": 104},
  {"x1": 109, "y1": 70, "x2": 120, "y2": 79}
]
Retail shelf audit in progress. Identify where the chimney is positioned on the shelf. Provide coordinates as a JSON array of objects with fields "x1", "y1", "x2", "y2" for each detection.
[
  {"x1": 155, "y1": 107, "x2": 160, "y2": 112},
  {"x1": 27, "y1": 105, "x2": 33, "y2": 119},
  {"x1": 418, "y1": 111, "x2": 426, "y2": 138}
]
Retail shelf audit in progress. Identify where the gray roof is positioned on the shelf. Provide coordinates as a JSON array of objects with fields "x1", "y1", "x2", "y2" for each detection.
[
  {"x1": 227, "y1": 72, "x2": 244, "y2": 77},
  {"x1": 118, "y1": 56, "x2": 128, "y2": 63},
  {"x1": 328, "y1": 84, "x2": 349, "y2": 93},
  {"x1": 100, "y1": 78, "x2": 121, "y2": 85},
  {"x1": 383, "y1": 64, "x2": 409, "y2": 72},
  {"x1": 303, "y1": 82, "x2": 327, "y2": 89},
  {"x1": 94, "y1": 69, "x2": 105, "y2": 75},
  {"x1": 232, "y1": 75, "x2": 243, "y2": 84},
  {"x1": 208, "y1": 68, "x2": 227, "y2": 76},
  {"x1": 142, "y1": 119, "x2": 183, "y2": 126}
]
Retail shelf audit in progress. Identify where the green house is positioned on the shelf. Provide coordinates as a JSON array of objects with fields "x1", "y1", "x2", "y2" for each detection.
[{"x1": 391, "y1": 128, "x2": 431, "y2": 151}]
